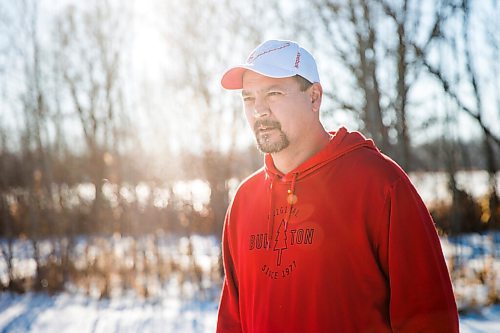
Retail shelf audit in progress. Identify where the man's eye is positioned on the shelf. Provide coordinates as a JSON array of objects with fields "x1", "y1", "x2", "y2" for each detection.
[
  {"x1": 243, "y1": 96, "x2": 254, "y2": 102},
  {"x1": 268, "y1": 91, "x2": 282, "y2": 96}
]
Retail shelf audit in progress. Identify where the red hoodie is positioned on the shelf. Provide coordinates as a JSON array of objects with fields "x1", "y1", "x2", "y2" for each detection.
[{"x1": 217, "y1": 127, "x2": 459, "y2": 333}]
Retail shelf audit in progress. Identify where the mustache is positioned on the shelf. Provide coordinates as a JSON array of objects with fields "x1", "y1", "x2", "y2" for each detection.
[{"x1": 254, "y1": 120, "x2": 282, "y2": 133}]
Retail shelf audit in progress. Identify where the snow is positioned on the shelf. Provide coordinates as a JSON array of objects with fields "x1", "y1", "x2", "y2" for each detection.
[
  {"x1": 1, "y1": 233, "x2": 500, "y2": 332},
  {"x1": 460, "y1": 306, "x2": 500, "y2": 332},
  {"x1": 0, "y1": 292, "x2": 218, "y2": 332},
  {"x1": 0, "y1": 291, "x2": 498, "y2": 332}
]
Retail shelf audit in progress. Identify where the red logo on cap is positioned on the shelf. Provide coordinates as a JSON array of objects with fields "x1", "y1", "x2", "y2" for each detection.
[
  {"x1": 294, "y1": 52, "x2": 301, "y2": 68},
  {"x1": 247, "y1": 42, "x2": 291, "y2": 63}
]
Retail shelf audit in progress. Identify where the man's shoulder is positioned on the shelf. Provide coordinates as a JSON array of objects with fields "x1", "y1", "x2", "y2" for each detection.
[
  {"x1": 236, "y1": 167, "x2": 266, "y2": 193},
  {"x1": 227, "y1": 167, "x2": 266, "y2": 213},
  {"x1": 342, "y1": 146, "x2": 408, "y2": 185}
]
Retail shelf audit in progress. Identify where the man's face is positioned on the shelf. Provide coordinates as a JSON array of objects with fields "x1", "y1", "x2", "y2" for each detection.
[{"x1": 241, "y1": 71, "x2": 314, "y2": 154}]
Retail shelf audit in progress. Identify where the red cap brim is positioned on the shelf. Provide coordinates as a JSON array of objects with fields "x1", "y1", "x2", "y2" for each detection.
[{"x1": 221, "y1": 67, "x2": 248, "y2": 90}]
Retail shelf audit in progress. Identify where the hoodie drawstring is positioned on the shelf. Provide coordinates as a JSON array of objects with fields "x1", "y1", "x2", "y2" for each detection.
[
  {"x1": 284, "y1": 173, "x2": 298, "y2": 231},
  {"x1": 268, "y1": 173, "x2": 298, "y2": 250},
  {"x1": 267, "y1": 174, "x2": 277, "y2": 250}
]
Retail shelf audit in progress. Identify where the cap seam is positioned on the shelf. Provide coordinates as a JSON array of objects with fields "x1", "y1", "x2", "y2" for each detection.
[{"x1": 247, "y1": 42, "x2": 292, "y2": 63}]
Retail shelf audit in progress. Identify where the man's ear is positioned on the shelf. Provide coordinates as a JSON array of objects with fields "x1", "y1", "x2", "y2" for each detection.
[{"x1": 310, "y1": 83, "x2": 323, "y2": 113}]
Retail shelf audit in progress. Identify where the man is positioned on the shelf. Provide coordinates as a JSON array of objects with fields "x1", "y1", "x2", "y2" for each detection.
[{"x1": 217, "y1": 39, "x2": 458, "y2": 333}]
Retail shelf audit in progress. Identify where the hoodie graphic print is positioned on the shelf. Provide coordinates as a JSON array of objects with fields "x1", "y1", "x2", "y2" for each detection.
[{"x1": 217, "y1": 127, "x2": 459, "y2": 333}]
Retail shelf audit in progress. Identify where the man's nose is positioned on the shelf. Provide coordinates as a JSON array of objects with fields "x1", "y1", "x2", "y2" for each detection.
[{"x1": 254, "y1": 97, "x2": 270, "y2": 118}]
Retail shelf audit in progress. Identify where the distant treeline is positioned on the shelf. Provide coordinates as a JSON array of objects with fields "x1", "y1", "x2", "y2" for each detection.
[
  {"x1": 411, "y1": 139, "x2": 500, "y2": 172},
  {"x1": 0, "y1": 137, "x2": 499, "y2": 241}
]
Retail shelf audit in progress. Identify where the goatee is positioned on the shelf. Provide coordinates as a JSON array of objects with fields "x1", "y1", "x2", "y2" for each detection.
[{"x1": 253, "y1": 120, "x2": 290, "y2": 153}]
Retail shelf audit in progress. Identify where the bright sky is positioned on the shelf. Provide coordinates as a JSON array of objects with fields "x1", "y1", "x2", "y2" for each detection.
[{"x1": 1, "y1": 0, "x2": 498, "y2": 155}]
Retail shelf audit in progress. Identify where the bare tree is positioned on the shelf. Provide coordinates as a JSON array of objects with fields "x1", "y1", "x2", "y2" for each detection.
[
  {"x1": 56, "y1": 1, "x2": 133, "y2": 231},
  {"x1": 460, "y1": 0, "x2": 498, "y2": 228},
  {"x1": 413, "y1": 0, "x2": 499, "y2": 228},
  {"x1": 0, "y1": 130, "x2": 19, "y2": 291},
  {"x1": 156, "y1": 0, "x2": 267, "y2": 236},
  {"x1": 307, "y1": 0, "x2": 391, "y2": 156},
  {"x1": 1, "y1": 0, "x2": 59, "y2": 291},
  {"x1": 296, "y1": 0, "x2": 464, "y2": 169}
]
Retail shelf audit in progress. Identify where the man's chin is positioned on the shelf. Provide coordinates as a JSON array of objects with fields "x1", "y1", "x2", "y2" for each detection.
[
  {"x1": 256, "y1": 138, "x2": 289, "y2": 154},
  {"x1": 254, "y1": 129, "x2": 290, "y2": 153}
]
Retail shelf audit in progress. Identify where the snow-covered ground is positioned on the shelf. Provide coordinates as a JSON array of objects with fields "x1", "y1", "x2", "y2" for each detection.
[
  {"x1": 0, "y1": 291, "x2": 217, "y2": 332},
  {"x1": 0, "y1": 291, "x2": 499, "y2": 332},
  {"x1": 460, "y1": 306, "x2": 500, "y2": 333},
  {"x1": 1, "y1": 232, "x2": 499, "y2": 332}
]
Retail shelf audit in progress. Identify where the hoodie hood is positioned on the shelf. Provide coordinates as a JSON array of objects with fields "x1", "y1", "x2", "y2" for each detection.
[
  {"x1": 264, "y1": 127, "x2": 377, "y2": 181},
  {"x1": 263, "y1": 127, "x2": 377, "y2": 243}
]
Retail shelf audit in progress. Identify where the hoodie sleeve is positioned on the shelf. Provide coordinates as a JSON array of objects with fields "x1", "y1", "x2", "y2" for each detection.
[
  {"x1": 216, "y1": 213, "x2": 242, "y2": 333},
  {"x1": 380, "y1": 177, "x2": 459, "y2": 332}
]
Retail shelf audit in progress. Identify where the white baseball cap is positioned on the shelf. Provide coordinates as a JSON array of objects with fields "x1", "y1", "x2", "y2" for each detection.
[{"x1": 221, "y1": 39, "x2": 320, "y2": 90}]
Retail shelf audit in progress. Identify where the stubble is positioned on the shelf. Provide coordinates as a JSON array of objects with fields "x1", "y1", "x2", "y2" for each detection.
[{"x1": 253, "y1": 120, "x2": 290, "y2": 153}]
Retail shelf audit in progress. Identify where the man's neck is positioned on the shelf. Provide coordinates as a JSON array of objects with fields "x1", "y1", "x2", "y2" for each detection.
[{"x1": 271, "y1": 129, "x2": 330, "y2": 174}]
